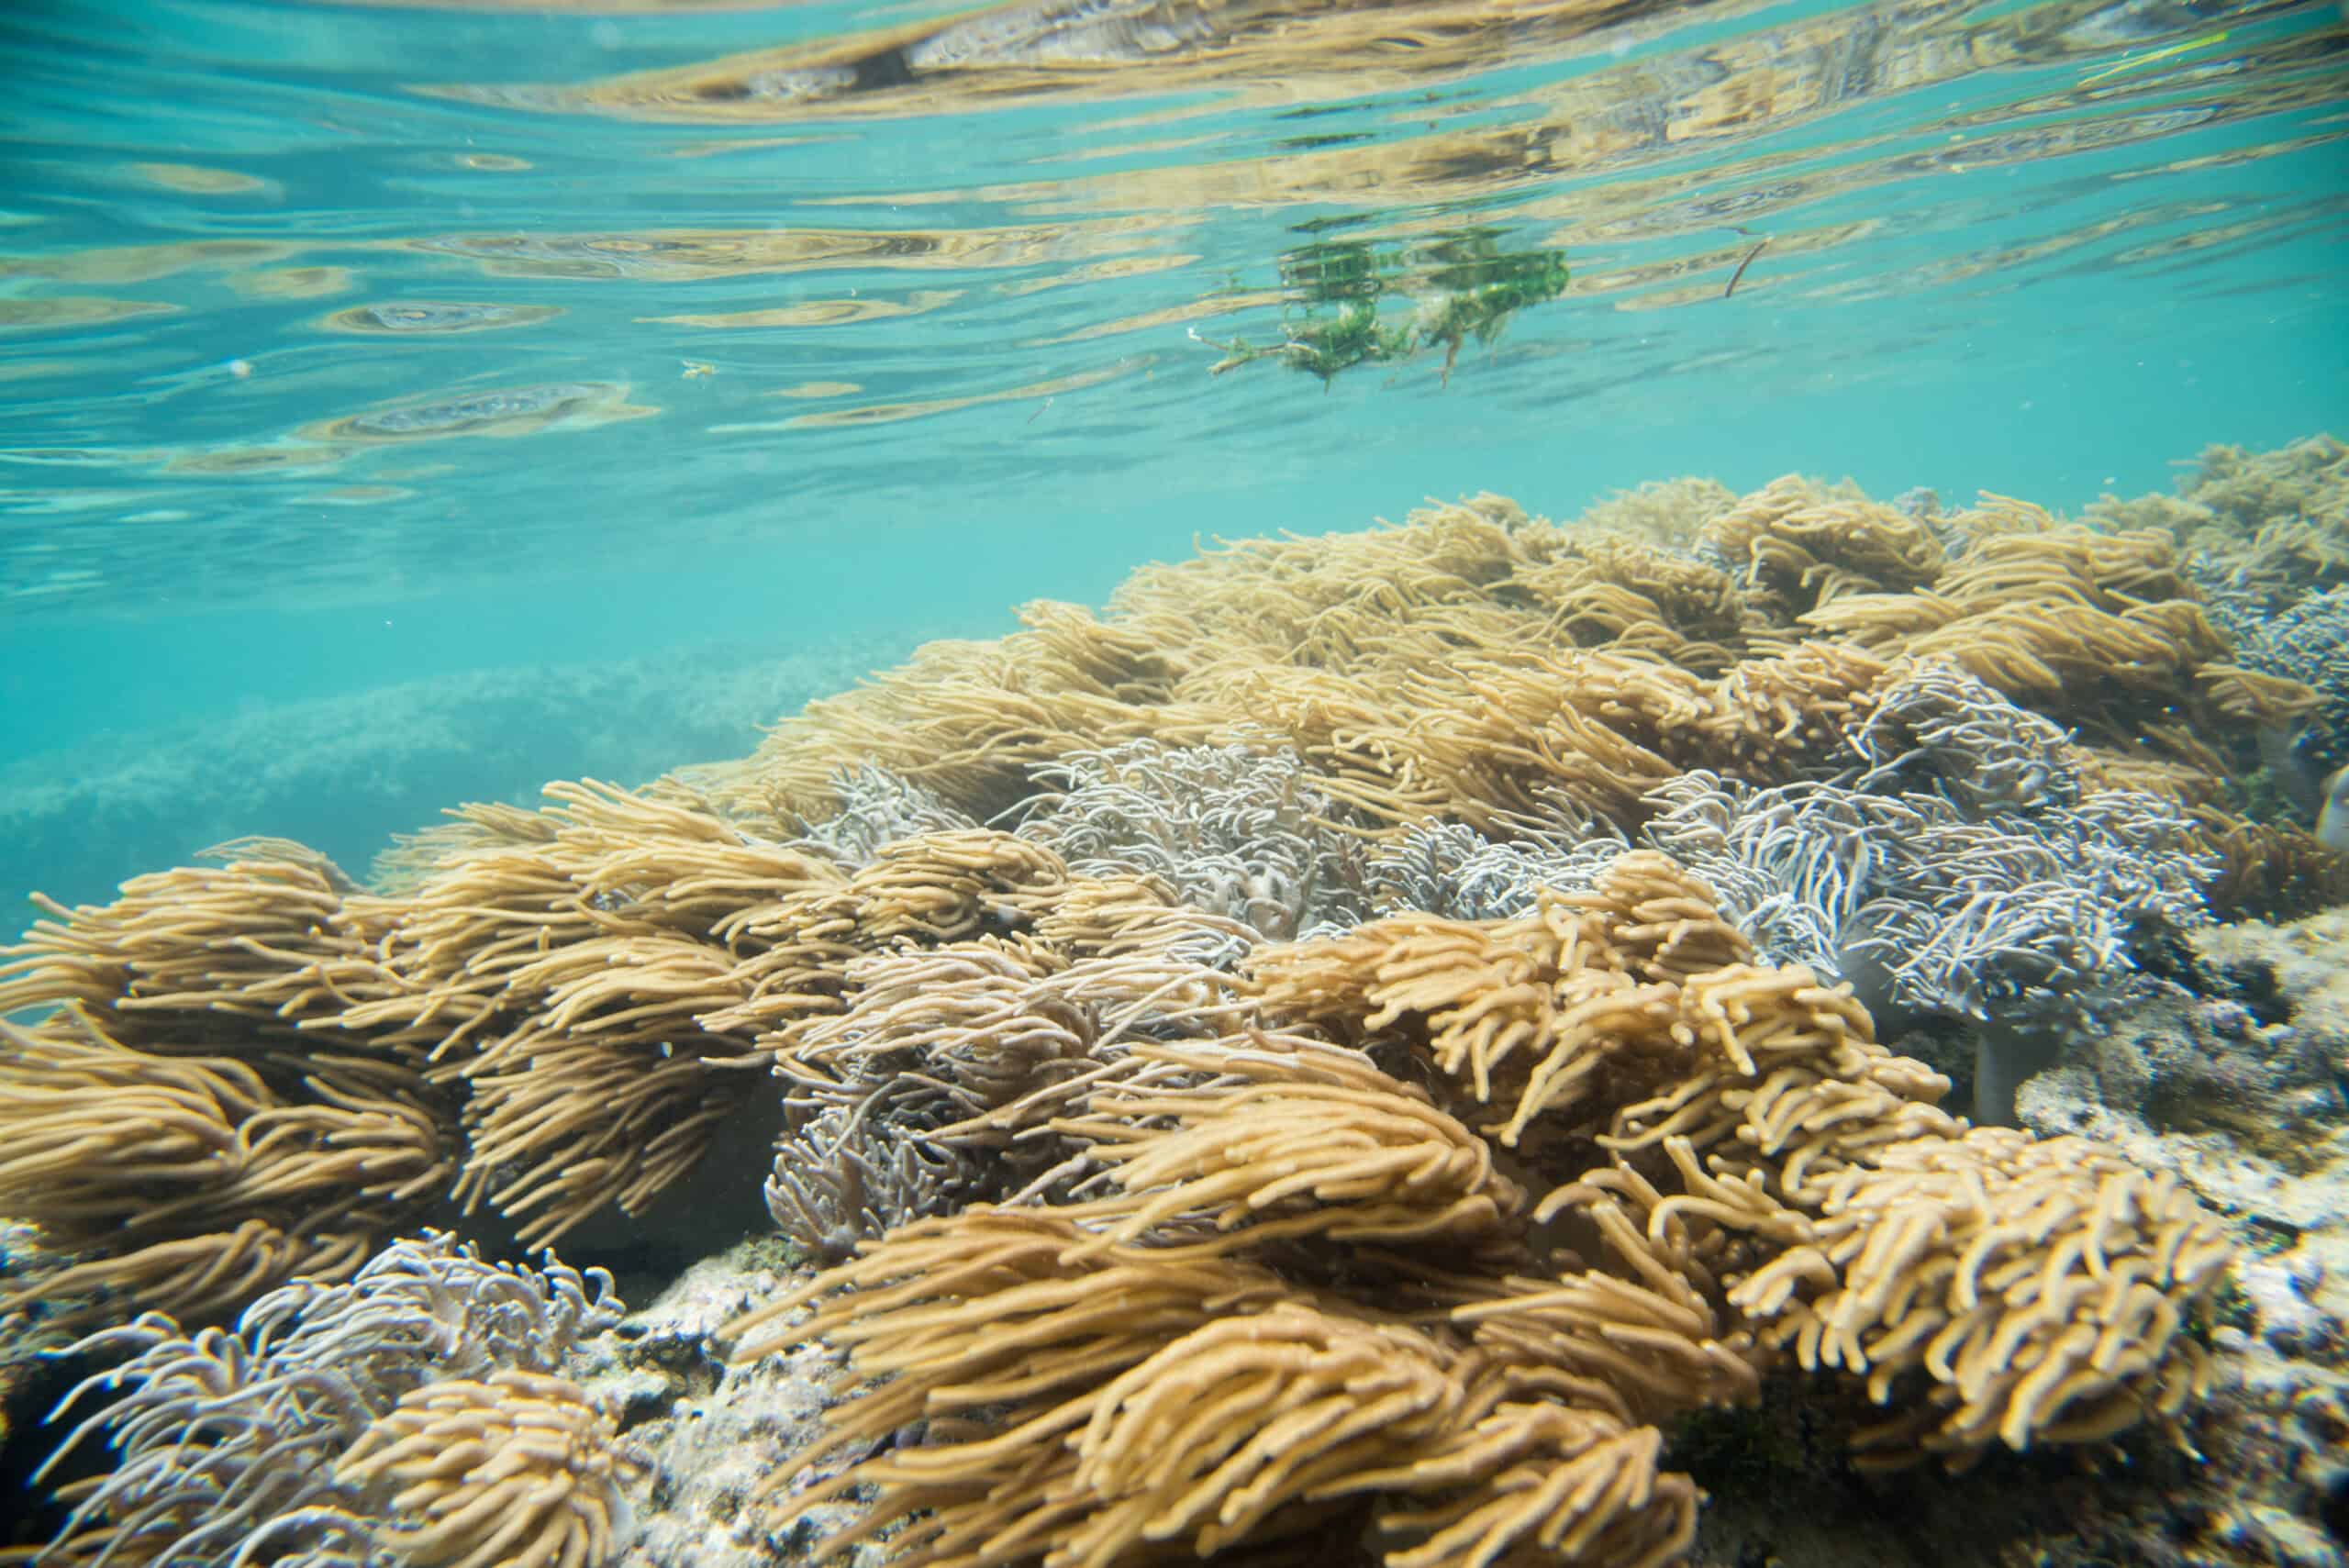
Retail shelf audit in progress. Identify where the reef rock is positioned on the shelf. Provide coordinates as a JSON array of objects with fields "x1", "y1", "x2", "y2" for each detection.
[{"x1": 2015, "y1": 907, "x2": 2349, "y2": 1568}]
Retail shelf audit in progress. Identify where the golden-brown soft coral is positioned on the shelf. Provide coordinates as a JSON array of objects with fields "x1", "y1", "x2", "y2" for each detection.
[
  {"x1": 722, "y1": 853, "x2": 2232, "y2": 1568},
  {"x1": 0, "y1": 462, "x2": 2297, "y2": 1540},
  {"x1": 1048, "y1": 1036, "x2": 1525, "y2": 1258},
  {"x1": 1699, "y1": 476, "x2": 1945, "y2": 619},
  {"x1": 0, "y1": 853, "x2": 456, "y2": 1321},
  {"x1": 648, "y1": 468, "x2": 2320, "y2": 926},
  {"x1": 1794, "y1": 519, "x2": 2248, "y2": 768},
  {"x1": 1511, "y1": 532, "x2": 1751, "y2": 674},
  {"x1": 343, "y1": 814, "x2": 1078, "y2": 1250},
  {"x1": 727, "y1": 1207, "x2": 1698, "y2": 1568},
  {"x1": 603, "y1": 462, "x2": 2343, "y2": 933},
  {"x1": 1730, "y1": 1129, "x2": 2232, "y2": 1468},
  {"x1": 335, "y1": 1369, "x2": 644, "y2": 1568},
  {"x1": 0, "y1": 856, "x2": 380, "y2": 1042},
  {"x1": 1249, "y1": 854, "x2": 1757, "y2": 1153},
  {"x1": 2090, "y1": 435, "x2": 2349, "y2": 606},
  {"x1": 0, "y1": 798, "x2": 1115, "y2": 1306}
]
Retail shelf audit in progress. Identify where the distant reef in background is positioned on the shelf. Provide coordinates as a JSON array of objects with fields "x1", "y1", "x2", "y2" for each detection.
[{"x1": 0, "y1": 637, "x2": 915, "y2": 913}]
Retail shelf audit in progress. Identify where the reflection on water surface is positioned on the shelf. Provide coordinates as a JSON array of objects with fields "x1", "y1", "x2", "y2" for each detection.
[{"x1": 0, "y1": 0, "x2": 2341, "y2": 610}]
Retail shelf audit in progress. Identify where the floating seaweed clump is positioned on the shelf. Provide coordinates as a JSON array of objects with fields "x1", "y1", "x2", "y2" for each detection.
[
  {"x1": 9, "y1": 443, "x2": 2349, "y2": 1567},
  {"x1": 1195, "y1": 228, "x2": 1572, "y2": 387}
]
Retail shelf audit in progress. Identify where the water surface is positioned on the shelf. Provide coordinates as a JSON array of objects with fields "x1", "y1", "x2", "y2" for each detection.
[{"x1": 0, "y1": 0, "x2": 2343, "y2": 890}]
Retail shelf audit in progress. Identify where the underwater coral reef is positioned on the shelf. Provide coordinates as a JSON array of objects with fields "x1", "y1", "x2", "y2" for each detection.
[{"x1": 2, "y1": 435, "x2": 2346, "y2": 1568}]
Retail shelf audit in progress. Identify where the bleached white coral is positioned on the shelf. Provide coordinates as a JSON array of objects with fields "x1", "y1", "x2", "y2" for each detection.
[
  {"x1": 1016, "y1": 740, "x2": 1375, "y2": 940},
  {"x1": 1849, "y1": 661, "x2": 2079, "y2": 812},
  {"x1": 791, "y1": 764, "x2": 978, "y2": 869},
  {"x1": 1367, "y1": 814, "x2": 1631, "y2": 922},
  {"x1": 1371, "y1": 666, "x2": 2215, "y2": 1023},
  {"x1": 2232, "y1": 584, "x2": 2349, "y2": 766}
]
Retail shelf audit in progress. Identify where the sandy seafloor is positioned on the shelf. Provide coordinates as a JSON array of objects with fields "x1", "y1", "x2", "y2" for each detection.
[{"x1": 1, "y1": 438, "x2": 2346, "y2": 1568}]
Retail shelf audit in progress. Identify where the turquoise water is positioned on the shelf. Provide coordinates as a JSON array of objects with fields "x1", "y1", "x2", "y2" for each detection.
[
  {"x1": 2, "y1": 5, "x2": 2348, "y2": 1557},
  {"x1": 1, "y1": 0, "x2": 2343, "y2": 900}
]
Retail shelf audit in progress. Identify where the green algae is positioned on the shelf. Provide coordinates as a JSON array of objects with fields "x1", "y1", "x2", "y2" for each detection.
[{"x1": 1199, "y1": 228, "x2": 1569, "y2": 387}]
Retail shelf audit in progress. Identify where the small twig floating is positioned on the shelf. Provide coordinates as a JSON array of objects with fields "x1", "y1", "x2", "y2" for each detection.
[{"x1": 1724, "y1": 235, "x2": 1770, "y2": 298}]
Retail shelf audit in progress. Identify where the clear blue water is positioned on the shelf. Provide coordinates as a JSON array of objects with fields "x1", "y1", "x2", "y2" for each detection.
[{"x1": 1, "y1": 0, "x2": 2343, "y2": 902}]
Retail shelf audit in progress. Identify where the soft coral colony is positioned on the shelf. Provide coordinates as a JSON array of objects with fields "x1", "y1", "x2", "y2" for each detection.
[{"x1": 1, "y1": 436, "x2": 2343, "y2": 1568}]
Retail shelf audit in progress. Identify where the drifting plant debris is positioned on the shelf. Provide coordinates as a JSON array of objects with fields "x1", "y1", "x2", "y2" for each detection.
[{"x1": 1195, "y1": 228, "x2": 1571, "y2": 388}]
